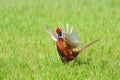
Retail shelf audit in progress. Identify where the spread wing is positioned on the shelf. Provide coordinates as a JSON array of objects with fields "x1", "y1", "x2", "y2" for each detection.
[
  {"x1": 46, "y1": 24, "x2": 80, "y2": 48},
  {"x1": 62, "y1": 24, "x2": 80, "y2": 48},
  {"x1": 46, "y1": 27, "x2": 57, "y2": 41}
]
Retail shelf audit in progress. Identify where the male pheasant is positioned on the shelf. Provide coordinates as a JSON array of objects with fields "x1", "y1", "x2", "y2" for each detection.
[{"x1": 46, "y1": 24, "x2": 100, "y2": 63}]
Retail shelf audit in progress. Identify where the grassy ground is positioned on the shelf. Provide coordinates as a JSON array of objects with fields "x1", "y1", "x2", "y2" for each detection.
[{"x1": 0, "y1": 0, "x2": 120, "y2": 80}]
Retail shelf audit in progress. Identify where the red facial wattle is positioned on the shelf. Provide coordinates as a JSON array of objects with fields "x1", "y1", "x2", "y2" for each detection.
[{"x1": 56, "y1": 28, "x2": 61, "y2": 33}]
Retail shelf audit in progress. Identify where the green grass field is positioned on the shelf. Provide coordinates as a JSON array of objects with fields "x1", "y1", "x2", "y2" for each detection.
[{"x1": 0, "y1": 0, "x2": 120, "y2": 80}]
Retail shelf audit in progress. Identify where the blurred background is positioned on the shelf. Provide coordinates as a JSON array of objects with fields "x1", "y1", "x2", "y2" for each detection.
[{"x1": 0, "y1": 0, "x2": 120, "y2": 80}]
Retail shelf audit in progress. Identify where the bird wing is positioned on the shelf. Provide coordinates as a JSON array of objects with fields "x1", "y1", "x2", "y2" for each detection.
[
  {"x1": 46, "y1": 27, "x2": 57, "y2": 41},
  {"x1": 62, "y1": 24, "x2": 80, "y2": 48}
]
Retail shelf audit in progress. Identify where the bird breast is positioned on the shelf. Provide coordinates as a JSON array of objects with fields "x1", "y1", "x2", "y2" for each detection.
[{"x1": 56, "y1": 38, "x2": 73, "y2": 56}]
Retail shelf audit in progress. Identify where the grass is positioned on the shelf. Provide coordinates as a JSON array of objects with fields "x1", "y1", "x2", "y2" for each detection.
[{"x1": 0, "y1": 0, "x2": 120, "y2": 80}]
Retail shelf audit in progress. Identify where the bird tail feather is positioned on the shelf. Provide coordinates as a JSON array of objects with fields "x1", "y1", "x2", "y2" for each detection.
[{"x1": 77, "y1": 39, "x2": 101, "y2": 53}]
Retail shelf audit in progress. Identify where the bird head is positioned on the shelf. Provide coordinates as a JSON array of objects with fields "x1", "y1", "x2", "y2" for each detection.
[{"x1": 56, "y1": 27, "x2": 62, "y2": 37}]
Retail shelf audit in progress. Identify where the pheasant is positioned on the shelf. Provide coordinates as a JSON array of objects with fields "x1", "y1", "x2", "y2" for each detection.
[{"x1": 46, "y1": 24, "x2": 100, "y2": 63}]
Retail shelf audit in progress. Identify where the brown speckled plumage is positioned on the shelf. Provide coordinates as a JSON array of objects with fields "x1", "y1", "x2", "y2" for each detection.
[{"x1": 46, "y1": 24, "x2": 100, "y2": 63}]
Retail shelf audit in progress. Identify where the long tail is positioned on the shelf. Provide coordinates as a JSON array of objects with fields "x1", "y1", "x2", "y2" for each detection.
[
  {"x1": 77, "y1": 39, "x2": 101, "y2": 53},
  {"x1": 72, "y1": 39, "x2": 100, "y2": 58},
  {"x1": 69, "y1": 39, "x2": 100, "y2": 62}
]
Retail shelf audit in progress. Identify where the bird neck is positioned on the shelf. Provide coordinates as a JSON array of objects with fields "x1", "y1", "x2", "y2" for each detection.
[{"x1": 58, "y1": 32, "x2": 62, "y2": 37}]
